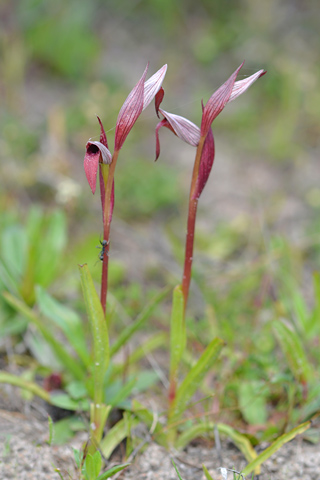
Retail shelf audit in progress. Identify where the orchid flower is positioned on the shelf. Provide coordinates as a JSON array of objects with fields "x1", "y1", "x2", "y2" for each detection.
[
  {"x1": 84, "y1": 63, "x2": 167, "y2": 195},
  {"x1": 83, "y1": 63, "x2": 167, "y2": 313},
  {"x1": 156, "y1": 62, "x2": 266, "y2": 199}
]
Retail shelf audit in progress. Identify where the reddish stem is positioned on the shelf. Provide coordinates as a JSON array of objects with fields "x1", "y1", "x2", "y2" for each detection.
[
  {"x1": 100, "y1": 151, "x2": 119, "y2": 314},
  {"x1": 181, "y1": 135, "x2": 206, "y2": 307}
]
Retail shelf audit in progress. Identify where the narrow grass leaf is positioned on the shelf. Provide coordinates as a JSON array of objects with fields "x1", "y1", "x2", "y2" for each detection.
[
  {"x1": 0, "y1": 371, "x2": 50, "y2": 402},
  {"x1": 2, "y1": 292, "x2": 85, "y2": 380},
  {"x1": 79, "y1": 263, "x2": 109, "y2": 404},
  {"x1": 173, "y1": 337, "x2": 224, "y2": 421},
  {"x1": 170, "y1": 285, "x2": 186, "y2": 384},
  {"x1": 96, "y1": 463, "x2": 130, "y2": 480},
  {"x1": 172, "y1": 460, "x2": 184, "y2": 480},
  {"x1": 202, "y1": 464, "x2": 214, "y2": 480},
  {"x1": 273, "y1": 318, "x2": 311, "y2": 383},
  {"x1": 175, "y1": 421, "x2": 257, "y2": 467},
  {"x1": 36, "y1": 286, "x2": 90, "y2": 367},
  {"x1": 110, "y1": 287, "x2": 170, "y2": 357},
  {"x1": 99, "y1": 416, "x2": 140, "y2": 459},
  {"x1": 241, "y1": 420, "x2": 311, "y2": 476}
]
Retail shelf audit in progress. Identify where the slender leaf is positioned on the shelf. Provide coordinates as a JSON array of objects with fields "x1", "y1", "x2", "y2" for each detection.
[
  {"x1": 100, "y1": 415, "x2": 140, "y2": 459},
  {"x1": 273, "y1": 318, "x2": 311, "y2": 383},
  {"x1": 2, "y1": 292, "x2": 85, "y2": 380},
  {"x1": 241, "y1": 421, "x2": 311, "y2": 476},
  {"x1": 96, "y1": 463, "x2": 130, "y2": 480},
  {"x1": 36, "y1": 286, "x2": 90, "y2": 367},
  {"x1": 110, "y1": 287, "x2": 170, "y2": 357},
  {"x1": 175, "y1": 421, "x2": 257, "y2": 467},
  {"x1": 169, "y1": 285, "x2": 186, "y2": 384},
  {"x1": 79, "y1": 264, "x2": 109, "y2": 404},
  {"x1": 172, "y1": 337, "x2": 224, "y2": 421},
  {"x1": 0, "y1": 371, "x2": 50, "y2": 402}
]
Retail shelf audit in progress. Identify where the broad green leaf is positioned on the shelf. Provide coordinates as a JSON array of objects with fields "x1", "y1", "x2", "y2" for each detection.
[
  {"x1": 169, "y1": 285, "x2": 186, "y2": 385},
  {"x1": 84, "y1": 451, "x2": 102, "y2": 479},
  {"x1": 50, "y1": 393, "x2": 89, "y2": 411},
  {"x1": 2, "y1": 292, "x2": 85, "y2": 380},
  {"x1": 52, "y1": 416, "x2": 86, "y2": 445},
  {"x1": 241, "y1": 421, "x2": 311, "y2": 476},
  {"x1": 79, "y1": 263, "x2": 109, "y2": 404},
  {"x1": 238, "y1": 381, "x2": 268, "y2": 425},
  {"x1": 96, "y1": 463, "x2": 130, "y2": 480},
  {"x1": 36, "y1": 286, "x2": 90, "y2": 367},
  {"x1": 100, "y1": 415, "x2": 140, "y2": 459},
  {"x1": 110, "y1": 287, "x2": 170, "y2": 357},
  {"x1": 172, "y1": 337, "x2": 224, "y2": 422},
  {"x1": 273, "y1": 318, "x2": 311, "y2": 383},
  {"x1": 1, "y1": 225, "x2": 27, "y2": 279},
  {"x1": 0, "y1": 371, "x2": 50, "y2": 402}
]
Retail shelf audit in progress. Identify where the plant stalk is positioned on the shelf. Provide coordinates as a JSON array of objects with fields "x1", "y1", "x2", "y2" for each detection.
[
  {"x1": 181, "y1": 135, "x2": 206, "y2": 307},
  {"x1": 100, "y1": 150, "x2": 119, "y2": 314}
]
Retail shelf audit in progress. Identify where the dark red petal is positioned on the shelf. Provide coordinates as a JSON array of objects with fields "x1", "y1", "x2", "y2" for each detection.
[
  {"x1": 155, "y1": 87, "x2": 165, "y2": 118},
  {"x1": 114, "y1": 64, "x2": 149, "y2": 151},
  {"x1": 84, "y1": 143, "x2": 100, "y2": 194},
  {"x1": 201, "y1": 62, "x2": 244, "y2": 137},
  {"x1": 97, "y1": 116, "x2": 109, "y2": 148},
  {"x1": 155, "y1": 118, "x2": 175, "y2": 161},
  {"x1": 193, "y1": 127, "x2": 215, "y2": 200}
]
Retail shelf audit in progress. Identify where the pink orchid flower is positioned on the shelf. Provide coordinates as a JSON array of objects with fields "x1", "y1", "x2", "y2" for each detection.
[
  {"x1": 84, "y1": 63, "x2": 167, "y2": 194},
  {"x1": 155, "y1": 62, "x2": 266, "y2": 199}
]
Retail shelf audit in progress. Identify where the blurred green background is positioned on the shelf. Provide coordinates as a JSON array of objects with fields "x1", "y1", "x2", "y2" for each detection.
[
  {"x1": 1, "y1": 0, "x2": 319, "y2": 299},
  {"x1": 1, "y1": 0, "x2": 320, "y2": 439}
]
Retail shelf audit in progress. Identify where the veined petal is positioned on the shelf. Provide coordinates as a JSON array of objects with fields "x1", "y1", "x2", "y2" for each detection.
[
  {"x1": 193, "y1": 128, "x2": 215, "y2": 199},
  {"x1": 114, "y1": 64, "x2": 149, "y2": 151},
  {"x1": 228, "y1": 69, "x2": 267, "y2": 102},
  {"x1": 84, "y1": 141, "x2": 112, "y2": 194},
  {"x1": 201, "y1": 62, "x2": 244, "y2": 137},
  {"x1": 143, "y1": 64, "x2": 167, "y2": 111},
  {"x1": 158, "y1": 108, "x2": 201, "y2": 146}
]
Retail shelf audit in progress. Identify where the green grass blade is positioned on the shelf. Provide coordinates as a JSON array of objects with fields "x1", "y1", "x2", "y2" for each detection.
[
  {"x1": 0, "y1": 371, "x2": 50, "y2": 402},
  {"x1": 79, "y1": 264, "x2": 109, "y2": 405},
  {"x1": 169, "y1": 285, "x2": 186, "y2": 385},
  {"x1": 175, "y1": 421, "x2": 257, "y2": 466},
  {"x1": 273, "y1": 318, "x2": 311, "y2": 383},
  {"x1": 173, "y1": 337, "x2": 224, "y2": 422},
  {"x1": 36, "y1": 286, "x2": 90, "y2": 368},
  {"x1": 241, "y1": 420, "x2": 311, "y2": 476},
  {"x1": 2, "y1": 292, "x2": 85, "y2": 380},
  {"x1": 99, "y1": 416, "x2": 140, "y2": 459},
  {"x1": 110, "y1": 287, "x2": 170, "y2": 357},
  {"x1": 96, "y1": 463, "x2": 130, "y2": 480}
]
